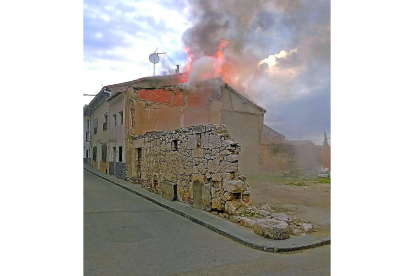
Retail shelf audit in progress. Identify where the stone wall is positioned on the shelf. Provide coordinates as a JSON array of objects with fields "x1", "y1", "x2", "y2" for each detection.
[{"x1": 130, "y1": 124, "x2": 250, "y2": 211}]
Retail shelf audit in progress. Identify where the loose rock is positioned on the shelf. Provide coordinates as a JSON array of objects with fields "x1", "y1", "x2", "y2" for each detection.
[{"x1": 253, "y1": 219, "x2": 290, "y2": 240}]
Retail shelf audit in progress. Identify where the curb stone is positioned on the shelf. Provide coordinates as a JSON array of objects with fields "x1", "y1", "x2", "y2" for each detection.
[{"x1": 84, "y1": 165, "x2": 330, "y2": 253}]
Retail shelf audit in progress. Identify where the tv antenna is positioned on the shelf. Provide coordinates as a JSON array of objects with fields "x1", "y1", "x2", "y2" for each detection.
[{"x1": 149, "y1": 48, "x2": 166, "y2": 76}]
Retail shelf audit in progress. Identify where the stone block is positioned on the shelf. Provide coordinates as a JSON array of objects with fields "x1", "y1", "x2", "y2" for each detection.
[
  {"x1": 211, "y1": 173, "x2": 221, "y2": 182},
  {"x1": 222, "y1": 161, "x2": 239, "y2": 173},
  {"x1": 224, "y1": 200, "x2": 248, "y2": 215},
  {"x1": 222, "y1": 180, "x2": 244, "y2": 193},
  {"x1": 207, "y1": 159, "x2": 220, "y2": 173},
  {"x1": 229, "y1": 215, "x2": 241, "y2": 223},
  {"x1": 240, "y1": 217, "x2": 257, "y2": 228},
  {"x1": 208, "y1": 134, "x2": 221, "y2": 149},
  {"x1": 253, "y1": 219, "x2": 290, "y2": 240},
  {"x1": 301, "y1": 223, "x2": 313, "y2": 232},
  {"x1": 161, "y1": 180, "x2": 177, "y2": 201},
  {"x1": 211, "y1": 197, "x2": 223, "y2": 210},
  {"x1": 225, "y1": 200, "x2": 242, "y2": 215},
  {"x1": 270, "y1": 213, "x2": 291, "y2": 223}
]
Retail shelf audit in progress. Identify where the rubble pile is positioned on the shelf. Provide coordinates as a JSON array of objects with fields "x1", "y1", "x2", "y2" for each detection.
[{"x1": 217, "y1": 202, "x2": 314, "y2": 240}]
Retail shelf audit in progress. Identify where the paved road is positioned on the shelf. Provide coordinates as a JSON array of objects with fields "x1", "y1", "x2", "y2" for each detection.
[{"x1": 84, "y1": 169, "x2": 330, "y2": 275}]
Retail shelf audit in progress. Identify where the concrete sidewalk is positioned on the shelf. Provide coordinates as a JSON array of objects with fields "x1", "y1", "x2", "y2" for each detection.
[{"x1": 84, "y1": 165, "x2": 330, "y2": 253}]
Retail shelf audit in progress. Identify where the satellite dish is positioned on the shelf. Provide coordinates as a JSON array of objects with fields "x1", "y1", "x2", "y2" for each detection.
[
  {"x1": 149, "y1": 53, "x2": 160, "y2": 64},
  {"x1": 148, "y1": 49, "x2": 166, "y2": 76}
]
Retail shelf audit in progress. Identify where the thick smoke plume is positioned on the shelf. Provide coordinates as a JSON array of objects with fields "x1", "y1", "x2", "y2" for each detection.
[{"x1": 181, "y1": 0, "x2": 330, "y2": 141}]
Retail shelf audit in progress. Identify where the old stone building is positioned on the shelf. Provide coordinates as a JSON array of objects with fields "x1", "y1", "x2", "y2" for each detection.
[
  {"x1": 83, "y1": 74, "x2": 328, "y2": 239},
  {"x1": 83, "y1": 74, "x2": 265, "y2": 203},
  {"x1": 105, "y1": 74, "x2": 266, "y2": 176}
]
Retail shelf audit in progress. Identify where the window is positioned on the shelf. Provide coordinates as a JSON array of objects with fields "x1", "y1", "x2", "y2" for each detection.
[
  {"x1": 93, "y1": 118, "x2": 98, "y2": 134},
  {"x1": 85, "y1": 131, "x2": 90, "y2": 142},
  {"x1": 118, "y1": 146, "x2": 122, "y2": 162},
  {"x1": 86, "y1": 149, "x2": 89, "y2": 158},
  {"x1": 102, "y1": 144, "x2": 107, "y2": 162},
  {"x1": 119, "y1": 111, "x2": 123, "y2": 125},
  {"x1": 172, "y1": 140, "x2": 178, "y2": 151},
  {"x1": 87, "y1": 119, "x2": 90, "y2": 129},
  {"x1": 136, "y1": 148, "x2": 142, "y2": 169},
  {"x1": 103, "y1": 114, "x2": 108, "y2": 131},
  {"x1": 113, "y1": 114, "x2": 117, "y2": 126},
  {"x1": 93, "y1": 146, "x2": 97, "y2": 161}
]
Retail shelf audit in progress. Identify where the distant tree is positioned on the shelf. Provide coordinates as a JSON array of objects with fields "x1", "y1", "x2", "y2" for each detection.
[{"x1": 323, "y1": 131, "x2": 330, "y2": 146}]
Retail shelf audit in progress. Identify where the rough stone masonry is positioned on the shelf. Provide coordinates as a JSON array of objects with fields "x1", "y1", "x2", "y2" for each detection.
[
  {"x1": 127, "y1": 124, "x2": 311, "y2": 240},
  {"x1": 130, "y1": 124, "x2": 250, "y2": 212}
]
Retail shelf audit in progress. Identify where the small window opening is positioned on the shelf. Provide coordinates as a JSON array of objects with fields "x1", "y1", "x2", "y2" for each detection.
[
  {"x1": 136, "y1": 148, "x2": 142, "y2": 170},
  {"x1": 172, "y1": 140, "x2": 178, "y2": 151},
  {"x1": 103, "y1": 114, "x2": 108, "y2": 131},
  {"x1": 113, "y1": 114, "x2": 117, "y2": 126},
  {"x1": 119, "y1": 111, "x2": 123, "y2": 125},
  {"x1": 118, "y1": 146, "x2": 123, "y2": 162},
  {"x1": 102, "y1": 144, "x2": 107, "y2": 162}
]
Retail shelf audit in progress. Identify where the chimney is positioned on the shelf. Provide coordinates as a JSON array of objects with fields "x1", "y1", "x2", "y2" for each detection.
[{"x1": 176, "y1": 65, "x2": 179, "y2": 74}]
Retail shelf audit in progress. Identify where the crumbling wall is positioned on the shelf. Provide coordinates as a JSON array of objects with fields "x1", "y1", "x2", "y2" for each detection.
[{"x1": 129, "y1": 124, "x2": 250, "y2": 212}]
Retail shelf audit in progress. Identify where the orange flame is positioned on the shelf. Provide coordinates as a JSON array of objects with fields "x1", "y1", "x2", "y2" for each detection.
[{"x1": 181, "y1": 39, "x2": 231, "y2": 84}]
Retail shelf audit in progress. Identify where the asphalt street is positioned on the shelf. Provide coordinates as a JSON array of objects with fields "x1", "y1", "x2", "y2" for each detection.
[{"x1": 84, "y1": 169, "x2": 330, "y2": 275}]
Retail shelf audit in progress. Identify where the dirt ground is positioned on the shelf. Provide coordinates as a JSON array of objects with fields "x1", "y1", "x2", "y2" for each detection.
[{"x1": 246, "y1": 174, "x2": 331, "y2": 239}]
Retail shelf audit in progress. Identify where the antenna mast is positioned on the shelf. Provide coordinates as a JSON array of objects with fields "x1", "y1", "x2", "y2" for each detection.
[{"x1": 149, "y1": 48, "x2": 166, "y2": 76}]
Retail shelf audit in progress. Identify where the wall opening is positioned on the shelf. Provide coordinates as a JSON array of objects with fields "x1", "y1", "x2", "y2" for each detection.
[
  {"x1": 172, "y1": 140, "x2": 178, "y2": 151},
  {"x1": 136, "y1": 148, "x2": 142, "y2": 170},
  {"x1": 118, "y1": 146, "x2": 122, "y2": 162},
  {"x1": 119, "y1": 110, "x2": 124, "y2": 125},
  {"x1": 102, "y1": 144, "x2": 107, "y2": 162},
  {"x1": 153, "y1": 179, "x2": 158, "y2": 191},
  {"x1": 103, "y1": 114, "x2": 108, "y2": 131},
  {"x1": 113, "y1": 114, "x2": 117, "y2": 126}
]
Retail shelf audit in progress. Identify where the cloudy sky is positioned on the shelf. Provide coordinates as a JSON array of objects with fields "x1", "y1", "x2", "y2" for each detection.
[{"x1": 83, "y1": 0, "x2": 330, "y2": 144}]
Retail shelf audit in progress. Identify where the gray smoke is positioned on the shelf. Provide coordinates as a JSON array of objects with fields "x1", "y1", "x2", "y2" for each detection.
[{"x1": 181, "y1": 0, "x2": 330, "y2": 140}]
